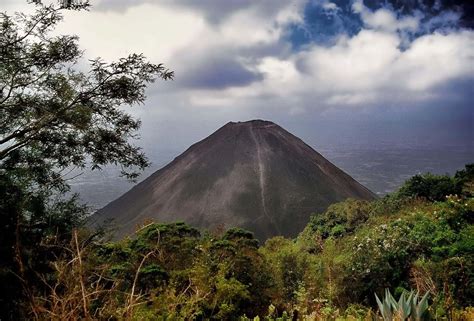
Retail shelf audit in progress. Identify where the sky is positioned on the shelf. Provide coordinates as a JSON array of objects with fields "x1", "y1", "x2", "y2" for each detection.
[{"x1": 2, "y1": 0, "x2": 473, "y2": 155}]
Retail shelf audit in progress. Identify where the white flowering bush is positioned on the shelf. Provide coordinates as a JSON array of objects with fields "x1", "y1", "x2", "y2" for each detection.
[{"x1": 340, "y1": 192, "x2": 473, "y2": 306}]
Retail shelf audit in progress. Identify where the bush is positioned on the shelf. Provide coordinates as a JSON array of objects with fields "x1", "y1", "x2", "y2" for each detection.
[
  {"x1": 398, "y1": 173, "x2": 461, "y2": 201},
  {"x1": 307, "y1": 199, "x2": 371, "y2": 239}
]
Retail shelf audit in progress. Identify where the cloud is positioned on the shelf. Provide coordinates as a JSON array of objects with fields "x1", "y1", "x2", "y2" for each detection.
[
  {"x1": 421, "y1": 10, "x2": 463, "y2": 33},
  {"x1": 177, "y1": 54, "x2": 263, "y2": 90},
  {"x1": 93, "y1": 0, "x2": 305, "y2": 25},
  {"x1": 2, "y1": 0, "x2": 472, "y2": 161},
  {"x1": 5, "y1": 0, "x2": 473, "y2": 119},
  {"x1": 300, "y1": 28, "x2": 474, "y2": 94},
  {"x1": 395, "y1": 31, "x2": 474, "y2": 91},
  {"x1": 56, "y1": 4, "x2": 208, "y2": 63},
  {"x1": 180, "y1": 25, "x2": 473, "y2": 113},
  {"x1": 298, "y1": 30, "x2": 401, "y2": 92},
  {"x1": 352, "y1": 0, "x2": 420, "y2": 32},
  {"x1": 321, "y1": 2, "x2": 339, "y2": 11},
  {"x1": 48, "y1": 1, "x2": 306, "y2": 103}
]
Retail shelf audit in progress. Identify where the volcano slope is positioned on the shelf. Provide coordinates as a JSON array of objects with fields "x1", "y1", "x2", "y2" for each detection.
[{"x1": 93, "y1": 120, "x2": 376, "y2": 240}]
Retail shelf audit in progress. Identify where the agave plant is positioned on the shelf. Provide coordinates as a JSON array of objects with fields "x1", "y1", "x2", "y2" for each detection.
[
  {"x1": 409, "y1": 291, "x2": 429, "y2": 321},
  {"x1": 375, "y1": 289, "x2": 396, "y2": 321},
  {"x1": 375, "y1": 289, "x2": 429, "y2": 321}
]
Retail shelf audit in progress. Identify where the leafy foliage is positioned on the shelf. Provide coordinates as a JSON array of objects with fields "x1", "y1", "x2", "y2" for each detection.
[
  {"x1": 0, "y1": 3, "x2": 172, "y2": 319},
  {"x1": 16, "y1": 164, "x2": 473, "y2": 320},
  {"x1": 375, "y1": 289, "x2": 429, "y2": 321},
  {"x1": 398, "y1": 173, "x2": 460, "y2": 201},
  {"x1": 306, "y1": 199, "x2": 371, "y2": 239},
  {"x1": 0, "y1": 4, "x2": 172, "y2": 181}
]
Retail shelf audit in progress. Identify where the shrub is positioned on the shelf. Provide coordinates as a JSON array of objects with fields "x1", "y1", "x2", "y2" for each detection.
[
  {"x1": 398, "y1": 173, "x2": 460, "y2": 201},
  {"x1": 307, "y1": 199, "x2": 371, "y2": 239}
]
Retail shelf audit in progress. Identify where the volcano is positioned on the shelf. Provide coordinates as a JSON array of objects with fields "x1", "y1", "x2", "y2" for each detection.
[{"x1": 93, "y1": 120, "x2": 376, "y2": 240}]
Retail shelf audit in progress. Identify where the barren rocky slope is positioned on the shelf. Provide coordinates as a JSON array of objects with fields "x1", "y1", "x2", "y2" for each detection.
[{"x1": 93, "y1": 120, "x2": 376, "y2": 240}]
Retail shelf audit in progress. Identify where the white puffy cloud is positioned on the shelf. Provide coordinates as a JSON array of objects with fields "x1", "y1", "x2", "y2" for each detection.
[
  {"x1": 352, "y1": 0, "x2": 420, "y2": 32},
  {"x1": 56, "y1": 4, "x2": 206, "y2": 63},
  {"x1": 297, "y1": 28, "x2": 473, "y2": 100},
  {"x1": 395, "y1": 31, "x2": 474, "y2": 91},
  {"x1": 299, "y1": 30, "x2": 400, "y2": 92}
]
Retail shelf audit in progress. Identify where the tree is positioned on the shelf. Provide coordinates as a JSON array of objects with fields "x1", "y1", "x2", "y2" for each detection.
[
  {"x1": 0, "y1": 3, "x2": 172, "y2": 319},
  {"x1": 0, "y1": 3, "x2": 173, "y2": 181}
]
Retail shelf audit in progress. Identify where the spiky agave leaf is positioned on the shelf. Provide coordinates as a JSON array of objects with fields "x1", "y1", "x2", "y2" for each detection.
[
  {"x1": 376, "y1": 289, "x2": 394, "y2": 321},
  {"x1": 375, "y1": 292, "x2": 385, "y2": 318},
  {"x1": 396, "y1": 291, "x2": 412, "y2": 320},
  {"x1": 376, "y1": 289, "x2": 430, "y2": 321},
  {"x1": 411, "y1": 291, "x2": 430, "y2": 321},
  {"x1": 410, "y1": 292, "x2": 419, "y2": 321},
  {"x1": 386, "y1": 288, "x2": 397, "y2": 310}
]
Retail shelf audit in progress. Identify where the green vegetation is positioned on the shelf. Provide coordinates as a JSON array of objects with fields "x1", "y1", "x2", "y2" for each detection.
[
  {"x1": 375, "y1": 289, "x2": 429, "y2": 321},
  {"x1": 3, "y1": 166, "x2": 471, "y2": 320},
  {"x1": 0, "y1": 2, "x2": 171, "y2": 319}
]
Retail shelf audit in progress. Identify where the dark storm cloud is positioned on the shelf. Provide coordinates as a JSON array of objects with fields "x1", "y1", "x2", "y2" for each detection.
[
  {"x1": 177, "y1": 56, "x2": 263, "y2": 90},
  {"x1": 93, "y1": 0, "x2": 138, "y2": 12},
  {"x1": 94, "y1": 0, "x2": 254, "y2": 14},
  {"x1": 94, "y1": 0, "x2": 297, "y2": 24},
  {"x1": 161, "y1": 0, "x2": 255, "y2": 23}
]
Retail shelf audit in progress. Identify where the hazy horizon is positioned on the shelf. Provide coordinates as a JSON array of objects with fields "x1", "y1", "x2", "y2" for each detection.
[{"x1": 70, "y1": 118, "x2": 473, "y2": 210}]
